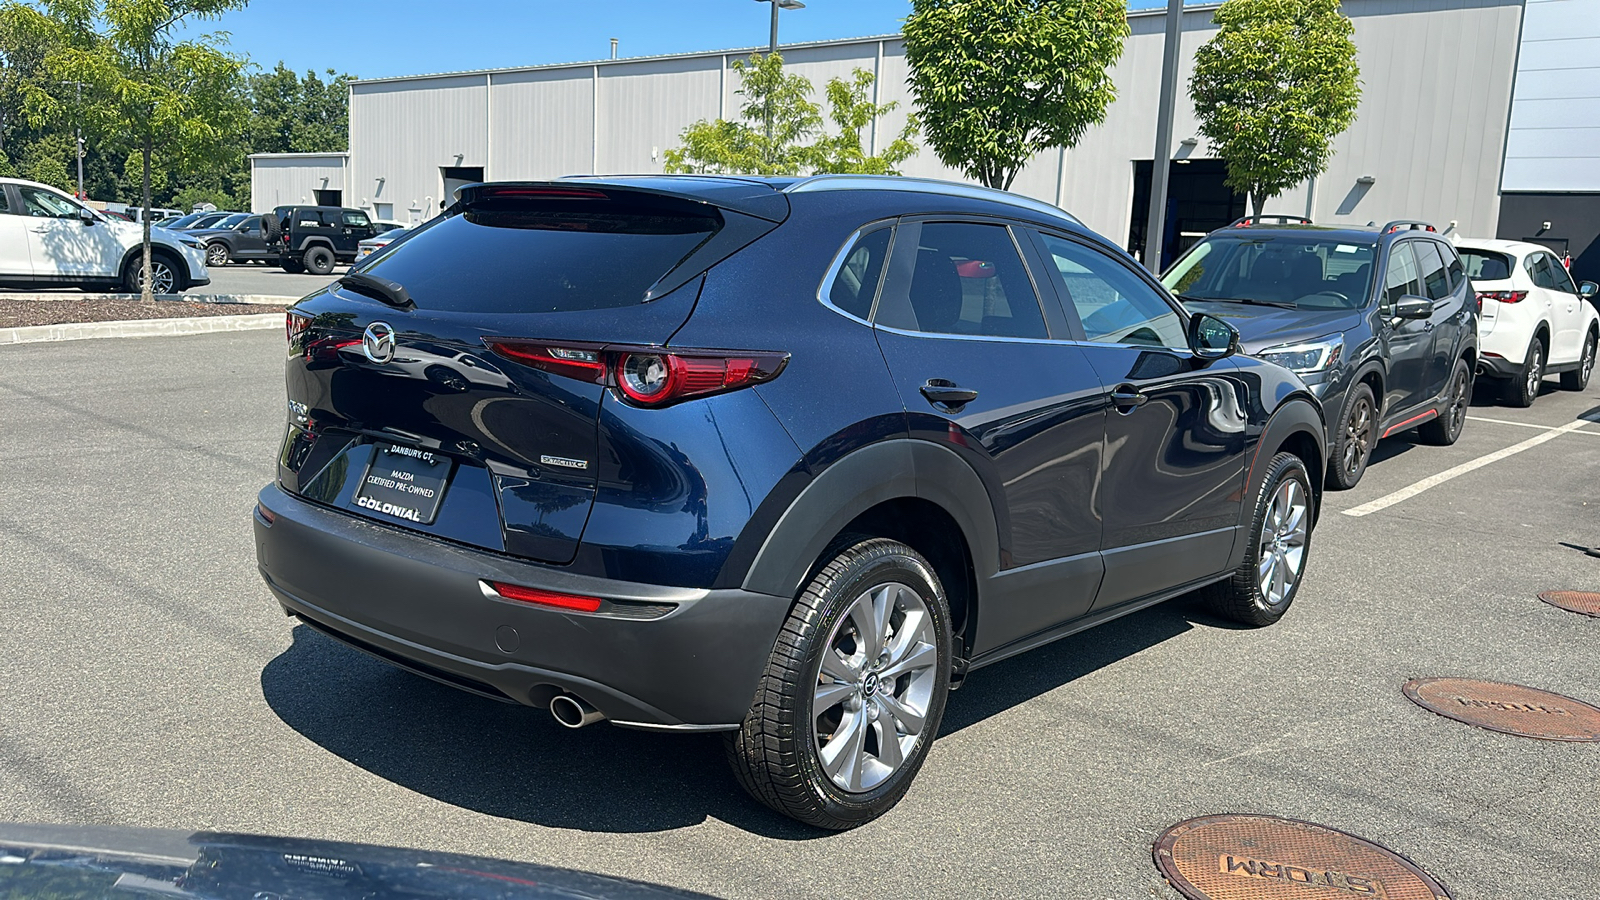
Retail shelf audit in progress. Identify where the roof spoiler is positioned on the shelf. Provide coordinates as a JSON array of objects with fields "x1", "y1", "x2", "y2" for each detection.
[
  {"x1": 453, "y1": 178, "x2": 791, "y2": 223},
  {"x1": 1380, "y1": 220, "x2": 1438, "y2": 234},
  {"x1": 1228, "y1": 214, "x2": 1313, "y2": 228}
]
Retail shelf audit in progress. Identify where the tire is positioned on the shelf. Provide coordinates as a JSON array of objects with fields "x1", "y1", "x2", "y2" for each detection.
[
  {"x1": 726, "y1": 536, "x2": 952, "y2": 830},
  {"x1": 262, "y1": 214, "x2": 282, "y2": 242},
  {"x1": 121, "y1": 251, "x2": 184, "y2": 294},
  {"x1": 1560, "y1": 329, "x2": 1596, "y2": 391},
  {"x1": 204, "y1": 242, "x2": 229, "y2": 267},
  {"x1": 303, "y1": 245, "x2": 336, "y2": 276},
  {"x1": 1504, "y1": 336, "x2": 1545, "y2": 408},
  {"x1": 1419, "y1": 358, "x2": 1472, "y2": 445},
  {"x1": 280, "y1": 257, "x2": 306, "y2": 274},
  {"x1": 1326, "y1": 382, "x2": 1377, "y2": 490},
  {"x1": 1202, "y1": 453, "x2": 1312, "y2": 628}
]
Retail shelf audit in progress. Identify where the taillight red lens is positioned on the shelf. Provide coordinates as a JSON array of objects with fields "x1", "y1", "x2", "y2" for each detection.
[
  {"x1": 487, "y1": 581, "x2": 603, "y2": 613},
  {"x1": 1477, "y1": 290, "x2": 1528, "y2": 304},
  {"x1": 485, "y1": 340, "x2": 788, "y2": 408}
]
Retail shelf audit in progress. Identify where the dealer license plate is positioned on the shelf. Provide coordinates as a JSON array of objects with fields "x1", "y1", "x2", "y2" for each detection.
[{"x1": 354, "y1": 443, "x2": 454, "y2": 525}]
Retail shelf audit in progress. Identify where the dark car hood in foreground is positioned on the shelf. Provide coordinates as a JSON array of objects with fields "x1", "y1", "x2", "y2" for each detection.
[
  {"x1": 1184, "y1": 300, "x2": 1361, "y2": 354},
  {"x1": 0, "y1": 824, "x2": 717, "y2": 899}
]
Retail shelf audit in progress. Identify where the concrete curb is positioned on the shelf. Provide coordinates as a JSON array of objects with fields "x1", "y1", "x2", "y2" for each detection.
[
  {"x1": 0, "y1": 292, "x2": 298, "y2": 306},
  {"x1": 0, "y1": 313, "x2": 283, "y2": 346}
]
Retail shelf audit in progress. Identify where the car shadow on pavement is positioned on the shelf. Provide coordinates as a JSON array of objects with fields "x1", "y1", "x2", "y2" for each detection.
[{"x1": 261, "y1": 625, "x2": 823, "y2": 839}]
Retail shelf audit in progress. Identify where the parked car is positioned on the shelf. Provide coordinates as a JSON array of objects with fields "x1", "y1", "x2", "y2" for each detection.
[
  {"x1": 99, "y1": 208, "x2": 133, "y2": 222},
  {"x1": 1457, "y1": 238, "x2": 1599, "y2": 406},
  {"x1": 264, "y1": 205, "x2": 380, "y2": 275},
  {"x1": 156, "y1": 211, "x2": 207, "y2": 229},
  {"x1": 356, "y1": 224, "x2": 410, "y2": 260},
  {"x1": 192, "y1": 214, "x2": 278, "y2": 267},
  {"x1": 0, "y1": 176, "x2": 209, "y2": 293},
  {"x1": 1162, "y1": 216, "x2": 1478, "y2": 490},
  {"x1": 181, "y1": 210, "x2": 241, "y2": 230},
  {"x1": 255, "y1": 175, "x2": 1327, "y2": 830},
  {"x1": 372, "y1": 219, "x2": 408, "y2": 234}
]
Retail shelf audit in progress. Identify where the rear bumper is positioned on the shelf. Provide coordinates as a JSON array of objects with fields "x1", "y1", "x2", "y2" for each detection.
[
  {"x1": 1477, "y1": 352, "x2": 1522, "y2": 378},
  {"x1": 253, "y1": 484, "x2": 791, "y2": 729}
]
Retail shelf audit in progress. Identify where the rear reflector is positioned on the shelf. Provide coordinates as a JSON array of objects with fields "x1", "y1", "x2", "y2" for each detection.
[
  {"x1": 254, "y1": 503, "x2": 275, "y2": 526},
  {"x1": 487, "y1": 581, "x2": 603, "y2": 613}
]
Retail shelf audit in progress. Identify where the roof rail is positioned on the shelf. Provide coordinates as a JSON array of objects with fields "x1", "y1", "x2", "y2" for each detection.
[
  {"x1": 1380, "y1": 219, "x2": 1438, "y2": 234},
  {"x1": 783, "y1": 174, "x2": 1083, "y2": 226},
  {"x1": 1227, "y1": 214, "x2": 1313, "y2": 228}
]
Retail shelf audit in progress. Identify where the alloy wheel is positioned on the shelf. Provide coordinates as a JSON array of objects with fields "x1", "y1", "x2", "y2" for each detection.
[
  {"x1": 1445, "y1": 368, "x2": 1470, "y2": 435},
  {"x1": 1526, "y1": 349, "x2": 1543, "y2": 399},
  {"x1": 1584, "y1": 337, "x2": 1595, "y2": 384},
  {"x1": 1342, "y1": 397, "x2": 1372, "y2": 476},
  {"x1": 1257, "y1": 480, "x2": 1308, "y2": 608},
  {"x1": 206, "y1": 243, "x2": 228, "y2": 266},
  {"x1": 140, "y1": 260, "x2": 176, "y2": 294},
  {"x1": 812, "y1": 581, "x2": 938, "y2": 794}
]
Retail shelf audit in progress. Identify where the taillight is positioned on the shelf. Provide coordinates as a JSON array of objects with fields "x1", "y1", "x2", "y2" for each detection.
[
  {"x1": 486, "y1": 581, "x2": 603, "y2": 613},
  {"x1": 285, "y1": 310, "x2": 311, "y2": 343},
  {"x1": 485, "y1": 340, "x2": 788, "y2": 408},
  {"x1": 1477, "y1": 290, "x2": 1528, "y2": 304}
]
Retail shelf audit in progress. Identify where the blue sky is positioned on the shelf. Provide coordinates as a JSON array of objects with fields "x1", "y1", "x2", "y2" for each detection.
[
  {"x1": 183, "y1": 0, "x2": 1175, "y2": 82},
  {"x1": 181, "y1": 1, "x2": 914, "y2": 81}
]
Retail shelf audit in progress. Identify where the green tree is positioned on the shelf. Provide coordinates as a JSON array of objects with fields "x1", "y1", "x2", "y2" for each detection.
[
  {"x1": 249, "y1": 62, "x2": 350, "y2": 155},
  {"x1": 18, "y1": 0, "x2": 249, "y2": 299},
  {"x1": 0, "y1": 4, "x2": 52, "y2": 159},
  {"x1": 904, "y1": 0, "x2": 1128, "y2": 190},
  {"x1": 1190, "y1": 0, "x2": 1361, "y2": 217},
  {"x1": 665, "y1": 53, "x2": 919, "y2": 176}
]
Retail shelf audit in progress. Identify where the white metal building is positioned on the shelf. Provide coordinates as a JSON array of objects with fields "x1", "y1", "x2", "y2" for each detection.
[
  {"x1": 248, "y1": 152, "x2": 350, "y2": 212},
  {"x1": 254, "y1": 0, "x2": 1600, "y2": 278}
]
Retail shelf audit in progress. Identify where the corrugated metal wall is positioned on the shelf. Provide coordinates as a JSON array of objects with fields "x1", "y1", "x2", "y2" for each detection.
[
  {"x1": 342, "y1": 0, "x2": 1523, "y2": 248},
  {"x1": 249, "y1": 155, "x2": 349, "y2": 213},
  {"x1": 1502, "y1": 0, "x2": 1600, "y2": 191}
]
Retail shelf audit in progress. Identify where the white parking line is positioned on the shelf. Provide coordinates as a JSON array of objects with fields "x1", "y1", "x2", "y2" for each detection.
[
  {"x1": 1343, "y1": 418, "x2": 1596, "y2": 517},
  {"x1": 1466, "y1": 414, "x2": 1600, "y2": 435}
]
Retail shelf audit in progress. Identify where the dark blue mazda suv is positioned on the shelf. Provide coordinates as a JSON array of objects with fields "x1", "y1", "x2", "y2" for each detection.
[{"x1": 254, "y1": 175, "x2": 1326, "y2": 829}]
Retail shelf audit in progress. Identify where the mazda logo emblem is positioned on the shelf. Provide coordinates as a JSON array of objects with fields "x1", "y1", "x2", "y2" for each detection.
[{"x1": 362, "y1": 322, "x2": 396, "y2": 364}]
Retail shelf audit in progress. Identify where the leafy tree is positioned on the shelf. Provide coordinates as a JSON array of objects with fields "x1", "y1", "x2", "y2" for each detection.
[
  {"x1": 18, "y1": 0, "x2": 250, "y2": 299},
  {"x1": 904, "y1": 0, "x2": 1128, "y2": 190},
  {"x1": 1190, "y1": 0, "x2": 1361, "y2": 217},
  {"x1": 666, "y1": 52, "x2": 919, "y2": 176},
  {"x1": 250, "y1": 62, "x2": 350, "y2": 155},
  {"x1": 810, "y1": 69, "x2": 920, "y2": 175},
  {"x1": 0, "y1": 4, "x2": 52, "y2": 158}
]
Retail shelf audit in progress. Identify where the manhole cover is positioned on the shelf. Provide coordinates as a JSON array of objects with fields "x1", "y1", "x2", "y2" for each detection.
[
  {"x1": 1538, "y1": 590, "x2": 1600, "y2": 618},
  {"x1": 1154, "y1": 814, "x2": 1450, "y2": 900},
  {"x1": 1402, "y1": 677, "x2": 1600, "y2": 741}
]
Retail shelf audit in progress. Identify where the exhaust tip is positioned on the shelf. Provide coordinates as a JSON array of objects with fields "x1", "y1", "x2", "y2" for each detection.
[{"x1": 550, "y1": 693, "x2": 604, "y2": 729}]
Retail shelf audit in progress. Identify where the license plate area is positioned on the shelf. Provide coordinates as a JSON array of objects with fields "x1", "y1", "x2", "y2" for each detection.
[{"x1": 354, "y1": 442, "x2": 454, "y2": 525}]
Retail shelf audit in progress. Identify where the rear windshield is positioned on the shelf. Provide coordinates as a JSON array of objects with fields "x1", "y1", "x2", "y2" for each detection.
[
  {"x1": 1460, "y1": 249, "x2": 1511, "y2": 281},
  {"x1": 1162, "y1": 234, "x2": 1377, "y2": 309},
  {"x1": 360, "y1": 198, "x2": 720, "y2": 313}
]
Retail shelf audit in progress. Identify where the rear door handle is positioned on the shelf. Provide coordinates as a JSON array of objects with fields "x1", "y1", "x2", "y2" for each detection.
[
  {"x1": 1111, "y1": 385, "x2": 1148, "y2": 412},
  {"x1": 920, "y1": 380, "x2": 979, "y2": 408}
]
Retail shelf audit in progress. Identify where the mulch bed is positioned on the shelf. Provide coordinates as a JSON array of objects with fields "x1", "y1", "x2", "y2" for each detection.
[{"x1": 0, "y1": 297, "x2": 286, "y2": 329}]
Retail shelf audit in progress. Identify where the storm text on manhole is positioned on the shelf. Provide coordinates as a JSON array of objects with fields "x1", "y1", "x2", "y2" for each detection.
[
  {"x1": 1537, "y1": 590, "x2": 1600, "y2": 618},
  {"x1": 1154, "y1": 814, "x2": 1450, "y2": 900},
  {"x1": 1402, "y1": 677, "x2": 1600, "y2": 741}
]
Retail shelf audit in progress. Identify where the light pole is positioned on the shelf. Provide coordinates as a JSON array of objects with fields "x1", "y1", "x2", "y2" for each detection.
[
  {"x1": 1144, "y1": 0, "x2": 1183, "y2": 273},
  {"x1": 57, "y1": 80, "x2": 86, "y2": 199},
  {"x1": 753, "y1": 0, "x2": 805, "y2": 141}
]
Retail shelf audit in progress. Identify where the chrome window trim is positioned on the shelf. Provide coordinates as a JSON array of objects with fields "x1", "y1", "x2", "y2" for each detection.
[
  {"x1": 785, "y1": 175, "x2": 1083, "y2": 228},
  {"x1": 816, "y1": 220, "x2": 897, "y2": 326}
]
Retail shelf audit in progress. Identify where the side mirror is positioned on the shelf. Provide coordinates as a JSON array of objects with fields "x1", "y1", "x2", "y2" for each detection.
[
  {"x1": 1394, "y1": 294, "x2": 1433, "y2": 320},
  {"x1": 1189, "y1": 312, "x2": 1239, "y2": 360},
  {"x1": 1581, "y1": 281, "x2": 1598, "y2": 300},
  {"x1": 79, "y1": 207, "x2": 97, "y2": 226}
]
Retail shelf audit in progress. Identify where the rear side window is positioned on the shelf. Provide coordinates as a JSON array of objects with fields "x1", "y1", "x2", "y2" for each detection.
[
  {"x1": 343, "y1": 211, "x2": 370, "y2": 227},
  {"x1": 1461, "y1": 250, "x2": 1510, "y2": 280},
  {"x1": 1383, "y1": 242, "x2": 1422, "y2": 310},
  {"x1": 875, "y1": 222, "x2": 1047, "y2": 339},
  {"x1": 362, "y1": 197, "x2": 719, "y2": 313},
  {"x1": 1414, "y1": 241, "x2": 1451, "y2": 300},
  {"x1": 826, "y1": 227, "x2": 891, "y2": 320},
  {"x1": 1444, "y1": 245, "x2": 1466, "y2": 291}
]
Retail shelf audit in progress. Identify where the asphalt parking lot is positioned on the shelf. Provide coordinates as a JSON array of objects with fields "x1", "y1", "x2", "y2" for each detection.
[
  {"x1": 197, "y1": 262, "x2": 345, "y2": 299},
  {"x1": 1, "y1": 330, "x2": 1595, "y2": 899}
]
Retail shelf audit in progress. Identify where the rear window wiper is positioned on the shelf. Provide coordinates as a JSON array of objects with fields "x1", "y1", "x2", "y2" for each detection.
[{"x1": 339, "y1": 271, "x2": 414, "y2": 309}]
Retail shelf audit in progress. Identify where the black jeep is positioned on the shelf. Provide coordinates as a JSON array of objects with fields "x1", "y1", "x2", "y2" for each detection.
[{"x1": 266, "y1": 205, "x2": 379, "y2": 275}]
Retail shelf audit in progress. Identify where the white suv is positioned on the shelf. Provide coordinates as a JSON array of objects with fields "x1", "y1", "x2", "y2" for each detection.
[
  {"x1": 1459, "y1": 238, "x2": 1599, "y2": 406},
  {"x1": 0, "y1": 177, "x2": 209, "y2": 293}
]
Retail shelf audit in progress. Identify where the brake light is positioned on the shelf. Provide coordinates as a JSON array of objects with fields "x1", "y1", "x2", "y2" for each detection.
[
  {"x1": 485, "y1": 339, "x2": 788, "y2": 408},
  {"x1": 1477, "y1": 290, "x2": 1528, "y2": 304},
  {"x1": 285, "y1": 311, "x2": 311, "y2": 343},
  {"x1": 487, "y1": 581, "x2": 603, "y2": 613}
]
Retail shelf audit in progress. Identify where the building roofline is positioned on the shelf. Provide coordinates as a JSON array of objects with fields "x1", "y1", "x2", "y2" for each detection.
[
  {"x1": 351, "y1": 6, "x2": 1220, "y2": 88},
  {"x1": 248, "y1": 152, "x2": 350, "y2": 160}
]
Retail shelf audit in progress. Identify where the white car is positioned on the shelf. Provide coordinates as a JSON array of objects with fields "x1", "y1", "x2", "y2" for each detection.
[
  {"x1": 356, "y1": 224, "x2": 410, "y2": 260},
  {"x1": 1458, "y1": 238, "x2": 1599, "y2": 406},
  {"x1": 0, "y1": 177, "x2": 209, "y2": 294}
]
